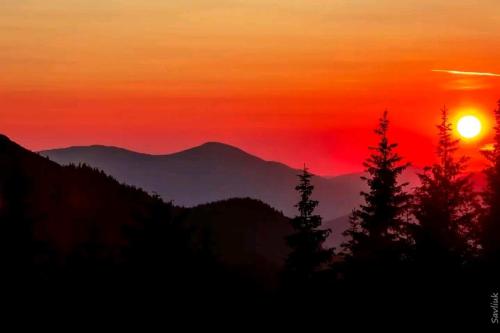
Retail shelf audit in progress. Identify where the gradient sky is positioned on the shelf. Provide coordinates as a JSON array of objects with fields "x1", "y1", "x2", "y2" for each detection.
[{"x1": 2, "y1": 0, "x2": 500, "y2": 175}]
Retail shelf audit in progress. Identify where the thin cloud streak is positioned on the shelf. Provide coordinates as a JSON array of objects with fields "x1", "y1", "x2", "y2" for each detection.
[{"x1": 432, "y1": 69, "x2": 500, "y2": 77}]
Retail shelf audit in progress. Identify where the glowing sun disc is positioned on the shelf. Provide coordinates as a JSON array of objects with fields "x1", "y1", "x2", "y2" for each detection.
[{"x1": 457, "y1": 115, "x2": 481, "y2": 138}]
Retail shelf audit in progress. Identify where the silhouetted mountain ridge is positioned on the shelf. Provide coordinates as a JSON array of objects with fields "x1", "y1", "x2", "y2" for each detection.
[{"x1": 41, "y1": 141, "x2": 392, "y2": 221}]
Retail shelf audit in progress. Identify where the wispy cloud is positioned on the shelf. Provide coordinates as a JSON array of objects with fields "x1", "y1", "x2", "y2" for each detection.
[{"x1": 432, "y1": 69, "x2": 500, "y2": 77}]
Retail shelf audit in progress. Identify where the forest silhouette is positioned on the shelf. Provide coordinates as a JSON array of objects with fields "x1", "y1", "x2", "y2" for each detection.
[{"x1": 1, "y1": 101, "x2": 500, "y2": 326}]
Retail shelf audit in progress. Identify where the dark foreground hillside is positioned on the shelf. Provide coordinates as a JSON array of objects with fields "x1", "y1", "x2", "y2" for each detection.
[{"x1": 0, "y1": 134, "x2": 290, "y2": 301}]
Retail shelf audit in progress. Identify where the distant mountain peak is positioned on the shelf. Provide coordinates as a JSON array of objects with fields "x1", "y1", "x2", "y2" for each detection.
[
  {"x1": 198, "y1": 142, "x2": 251, "y2": 154},
  {"x1": 201, "y1": 141, "x2": 234, "y2": 147},
  {"x1": 197, "y1": 141, "x2": 245, "y2": 150},
  {"x1": 39, "y1": 138, "x2": 370, "y2": 223},
  {"x1": 173, "y1": 141, "x2": 262, "y2": 162}
]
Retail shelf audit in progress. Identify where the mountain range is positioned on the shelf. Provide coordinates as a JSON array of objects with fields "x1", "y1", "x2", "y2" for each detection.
[
  {"x1": 40, "y1": 142, "x2": 421, "y2": 220},
  {"x1": 40, "y1": 142, "x2": 421, "y2": 247}
]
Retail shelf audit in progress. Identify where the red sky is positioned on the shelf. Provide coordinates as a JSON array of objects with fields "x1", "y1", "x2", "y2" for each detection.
[{"x1": 1, "y1": 1, "x2": 500, "y2": 175}]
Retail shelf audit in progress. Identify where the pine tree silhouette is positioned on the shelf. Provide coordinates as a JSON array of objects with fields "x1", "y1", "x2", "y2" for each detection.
[
  {"x1": 413, "y1": 106, "x2": 480, "y2": 269},
  {"x1": 342, "y1": 111, "x2": 411, "y2": 270},
  {"x1": 481, "y1": 100, "x2": 500, "y2": 269},
  {"x1": 283, "y1": 165, "x2": 333, "y2": 287}
]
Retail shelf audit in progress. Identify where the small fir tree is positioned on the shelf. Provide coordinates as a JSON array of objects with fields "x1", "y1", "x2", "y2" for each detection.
[{"x1": 283, "y1": 165, "x2": 333, "y2": 287}]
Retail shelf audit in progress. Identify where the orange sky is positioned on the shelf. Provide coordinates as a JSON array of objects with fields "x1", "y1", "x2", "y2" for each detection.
[{"x1": 1, "y1": 1, "x2": 500, "y2": 175}]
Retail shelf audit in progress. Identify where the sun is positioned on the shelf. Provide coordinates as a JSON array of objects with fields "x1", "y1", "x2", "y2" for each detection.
[{"x1": 457, "y1": 115, "x2": 482, "y2": 139}]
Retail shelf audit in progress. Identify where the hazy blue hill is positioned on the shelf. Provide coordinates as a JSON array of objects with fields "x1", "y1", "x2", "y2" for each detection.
[{"x1": 41, "y1": 142, "x2": 373, "y2": 221}]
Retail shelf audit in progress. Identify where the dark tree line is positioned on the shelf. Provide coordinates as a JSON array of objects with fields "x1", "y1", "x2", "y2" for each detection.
[{"x1": 284, "y1": 102, "x2": 500, "y2": 325}]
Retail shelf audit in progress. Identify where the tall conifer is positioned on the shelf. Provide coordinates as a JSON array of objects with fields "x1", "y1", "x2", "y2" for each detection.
[
  {"x1": 343, "y1": 111, "x2": 411, "y2": 266},
  {"x1": 413, "y1": 107, "x2": 479, "y2": 267}
]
